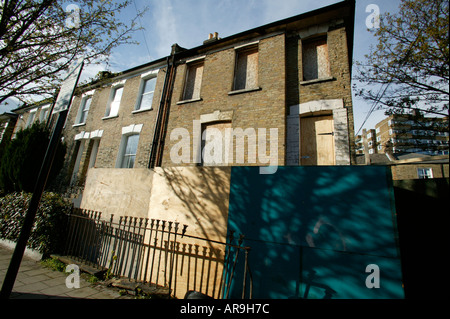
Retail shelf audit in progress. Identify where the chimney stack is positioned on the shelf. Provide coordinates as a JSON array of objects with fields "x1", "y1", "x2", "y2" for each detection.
[{"x1": 203, "y1": 32, "x2": 220, "y2": 44}]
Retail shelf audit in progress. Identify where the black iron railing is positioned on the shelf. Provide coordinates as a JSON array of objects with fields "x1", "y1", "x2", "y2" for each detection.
[{"x1": 63, "y1": 208, "x2": 252, "y2": 299}]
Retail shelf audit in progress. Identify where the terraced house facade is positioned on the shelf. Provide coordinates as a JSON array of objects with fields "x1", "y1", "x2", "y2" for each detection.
[
  {"x1": 7, "y1": 1, "x2": 356, "y2": 204},
  {"x1": 46, "y1": 1, "x2": 354, "y2": 187}
]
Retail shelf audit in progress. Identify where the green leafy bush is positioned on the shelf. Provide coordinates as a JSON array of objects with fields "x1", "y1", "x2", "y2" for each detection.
[
  {"x1": 0, "y1": 122, "x2": 66, "y2": 193},
  {"x1": 0, "y1": 192, "x2": 71, "y2": 256}
]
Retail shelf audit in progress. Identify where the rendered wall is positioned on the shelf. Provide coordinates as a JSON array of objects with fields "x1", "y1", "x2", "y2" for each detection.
[
  {"x1": 80, "y1": 168, "x2": 154, "y2": 220},
  {"x1": 148, "y1": 166, "x2": 231, "y2": 242},
  {"x1": 147, "y1": 167, "x2": 231, "y2": 298}
]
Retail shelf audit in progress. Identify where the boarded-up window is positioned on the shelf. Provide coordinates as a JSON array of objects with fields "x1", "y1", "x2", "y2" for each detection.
[
  {"x1": 201, "y1": 122, "x2": 232, "y2": 166},
  {"x1": 233, "y1": 46, "x2": 258, "y2": 90},
  {"x1": 302, "y1": 38, "x2": 331, "y2": 81},
  {"x1": 183, "y1": 61, "x2": 204, "y2": 100}
]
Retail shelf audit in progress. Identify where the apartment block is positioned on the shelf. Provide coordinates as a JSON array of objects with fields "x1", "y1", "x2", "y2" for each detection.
[
  {"x1": 355, "y1": 129, "x2": 377, "y2": 155},
  {"x1": 356, "y1": 113, "x2": 449, "y2": 157},
  {"x1": 375, "y1": 114, "x2": 449, "y2": 155}
]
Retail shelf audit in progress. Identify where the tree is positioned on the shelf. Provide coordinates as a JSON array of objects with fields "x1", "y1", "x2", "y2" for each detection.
[
  {"x1": 0, "y1": 122, "x2": 66, "y2": 193},
  {"x1": 0, "y1": 0, "x2": 145, "y2": 105},
  {"x1": 353, "y1": 0, "x2": 449, "y2": 118}
]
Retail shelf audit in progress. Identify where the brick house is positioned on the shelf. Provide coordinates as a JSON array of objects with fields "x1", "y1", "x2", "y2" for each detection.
[
  {"x1": 6, "y1": 1, "x2": 356, "y2": 211},
  {"x1": 51, "y1": 0, "x2": 355, "y2": 187},
  {"x1": 9, "y1": 98, "x2": 53, "y2": 135}
]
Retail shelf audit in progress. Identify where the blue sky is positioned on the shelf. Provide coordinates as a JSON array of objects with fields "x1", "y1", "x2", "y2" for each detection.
[{"x1": 0, "y1": 0, "x2": 402, "y2": 133}]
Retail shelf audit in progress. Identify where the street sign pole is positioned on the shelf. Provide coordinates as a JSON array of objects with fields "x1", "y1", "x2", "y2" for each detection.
[
  {"x1": 0, "y1": 110, "x2": 68, "y2": 299},
  {"x1": 0, "y1": 59, "x2": 83, "y2": 299}
]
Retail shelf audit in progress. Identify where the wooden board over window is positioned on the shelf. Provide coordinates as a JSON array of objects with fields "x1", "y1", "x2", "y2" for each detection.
[
  {"x1": 234, "y1": 47, "x2": 258, "y2": 90},
  {"x1": 302, "y1": 38, "x2": 331, "y2": 81},
  {"x1": 201, "y1": 122, "x2": 232, "y2": 166},
  {"x1": 183, "y1": 61, "x2": 204, "y2": 100}
]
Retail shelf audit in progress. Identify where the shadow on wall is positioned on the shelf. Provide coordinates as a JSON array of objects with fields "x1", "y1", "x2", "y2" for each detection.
[
  {"x1": 149, "y1": 167, "x2": 231, "y2": 245},
  {"x1": 227, "y1": 166, "x2": 405, "y2": 299}
]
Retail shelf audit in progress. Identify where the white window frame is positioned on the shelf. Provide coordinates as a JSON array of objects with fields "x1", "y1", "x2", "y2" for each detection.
[
  {"x1": 118, "y1": 134, "x2": 140, "y2": 168},
  {"x1": 39, "y1": 104, "x2": 50, "y2": 123},
  {"x1": 134, "y1": 70, "x2": 158, "y2": 112},
  {"x1": 25, "y1": 108, "x2": 38, "y2": 128},
  {"x1": 116, "y1": 124, "x2": 143, "y2": 168},
  {"x1": 75, "y1": 92, "x2": 93, "y2": 125},
  {"x1": 104, "y1": 81, "x2": 125, "y2": 119},
  {"x1": 417, "y1": 168, "x2": 433, "y2": 179}
]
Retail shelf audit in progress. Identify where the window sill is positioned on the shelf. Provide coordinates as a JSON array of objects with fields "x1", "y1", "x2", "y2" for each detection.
[
  {"x1": 132, "y1": 108, "x2": 152, "y2": 114},
  {"x1": 228, "y1": 87, "x2": 261, "y2": 96},
  {"x1": 177, "y1": 98, "x2": 202, "y2": 105},
  {"x1": 300, "y1": 77, "x2": 335, "y2": 85},
  {"x1": 102, "y1": 115, "x2": 119, "y2": 120},
  {"x1": 72, "y1": 123, "x2": 86, "y2": 127}
]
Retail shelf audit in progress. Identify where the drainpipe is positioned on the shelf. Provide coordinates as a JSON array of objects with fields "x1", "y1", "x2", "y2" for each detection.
[
  {"x1": 148, "y1": 56, "x2": 171, "y2": 169},
  {"x1": 148, "y1": 44, "x2": 183, "y2": 168}
]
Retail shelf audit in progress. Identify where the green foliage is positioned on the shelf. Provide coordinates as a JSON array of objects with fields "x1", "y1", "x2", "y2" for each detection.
[
  {"x1": 0, "y1": 191, "x2": 71, "y2": 256},
  {"x1": 41, "y1": 256, "x2": 67, "y2": 272},
  {"x1": 0, "y1": 122, "x2": 66, "y2": 193},
  {"x1": 86, "y1": 274, "x2": 100, "y2": 284}
]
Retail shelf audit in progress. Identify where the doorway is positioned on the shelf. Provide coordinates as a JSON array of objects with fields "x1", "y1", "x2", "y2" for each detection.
[{"x1": 300, "y1": 115, "x2": 335, "y2": 165}]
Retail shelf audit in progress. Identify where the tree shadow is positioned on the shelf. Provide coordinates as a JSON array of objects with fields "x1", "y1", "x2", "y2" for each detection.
[
  {"x1": 227, "y1": 166, "x2": 405, "y2": 299},
  {"x1": 151, "y1": 166, "x2": 231, "y2": 246}
]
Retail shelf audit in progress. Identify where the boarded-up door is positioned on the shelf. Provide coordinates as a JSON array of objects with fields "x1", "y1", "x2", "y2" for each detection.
[{"x1": 300, "y1": 115, "x2": 335, "y2": 165}]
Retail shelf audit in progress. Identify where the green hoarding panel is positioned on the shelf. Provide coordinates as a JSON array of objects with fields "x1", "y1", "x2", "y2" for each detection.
[{"x1": 227, "y1": 166, "x2": 404, "y2": 299}]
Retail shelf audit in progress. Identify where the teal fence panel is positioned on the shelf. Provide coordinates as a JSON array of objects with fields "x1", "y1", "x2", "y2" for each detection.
[{"x1": 227, "y1": 166, "x2": 404, "y2": 299}]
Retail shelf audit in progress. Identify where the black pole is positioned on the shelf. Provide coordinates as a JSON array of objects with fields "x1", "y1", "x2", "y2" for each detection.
[{"x1": 0, "y1": 109, "x2": 68, "y2": 299}]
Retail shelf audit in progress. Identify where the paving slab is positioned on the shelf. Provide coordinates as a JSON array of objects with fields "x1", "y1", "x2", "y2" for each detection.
[{"x1": 0, "y1": 244, "x2": 134, "y2": 299}]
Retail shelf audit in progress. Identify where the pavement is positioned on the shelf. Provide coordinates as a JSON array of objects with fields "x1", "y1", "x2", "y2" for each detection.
[{"x1": 0, "y1": 244, "x2": 133, "y2": 299}]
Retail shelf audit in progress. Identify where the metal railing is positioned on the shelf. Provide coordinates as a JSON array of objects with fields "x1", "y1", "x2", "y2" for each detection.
[{"x1": 63, "y1": 208, "x2": 252, "y2": 299}]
